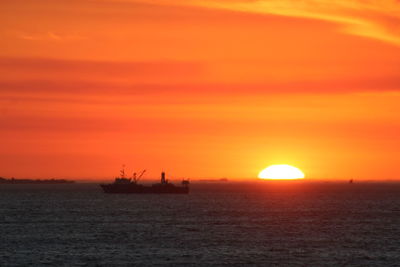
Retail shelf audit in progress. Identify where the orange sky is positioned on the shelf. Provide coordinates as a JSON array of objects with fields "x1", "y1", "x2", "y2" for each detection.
[{"x1": 1, "y1": 0, "x2": 400, "y2": 180}]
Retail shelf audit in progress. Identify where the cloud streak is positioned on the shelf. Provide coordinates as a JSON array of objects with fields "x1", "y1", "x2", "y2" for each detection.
[
  {"x1": 0, "y1": 57, "x2": 399, "y2": 99},
  {"x1": 1, "y1": 78, "x2": 400, "y2": 99},
  {"x1": 134, "y1": 0, "x2": 400, "y2": 45},
  {"x1": 16, "y1": 31, "x2": 86, "y2": 41}
]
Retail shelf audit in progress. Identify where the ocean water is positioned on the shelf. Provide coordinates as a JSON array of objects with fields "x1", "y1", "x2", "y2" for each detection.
[{"x1": 0, "y1": 182, "x2": 399, "y2": 266}]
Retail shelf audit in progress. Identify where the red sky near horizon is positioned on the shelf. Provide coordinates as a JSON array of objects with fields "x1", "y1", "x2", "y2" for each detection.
[{"x1": 1, "y1": 0, "x2": 400, "y2": 180}]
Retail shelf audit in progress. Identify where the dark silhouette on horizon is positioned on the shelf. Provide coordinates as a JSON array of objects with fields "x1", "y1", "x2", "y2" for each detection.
[
  {"x1": 0, "y1": 177, "x2": 75, "y2": 184},
  {"x1": 100, "y1": 167, "x2": 189, "y2": 194}
]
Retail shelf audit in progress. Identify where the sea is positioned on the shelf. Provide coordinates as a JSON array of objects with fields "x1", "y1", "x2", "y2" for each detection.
[{"x1": 0, "y1": 182, "x2": 399, "y2": 266}]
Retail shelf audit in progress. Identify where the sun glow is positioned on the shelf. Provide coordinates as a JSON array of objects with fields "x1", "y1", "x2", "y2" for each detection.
[{"x1": 258, "y1": 164, "x2": 305, "y2": 180}]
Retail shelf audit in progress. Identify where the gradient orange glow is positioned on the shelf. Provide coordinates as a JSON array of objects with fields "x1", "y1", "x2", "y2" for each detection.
[{"x1": 0, "y1": 0, "x2": 399, "y2": 180}]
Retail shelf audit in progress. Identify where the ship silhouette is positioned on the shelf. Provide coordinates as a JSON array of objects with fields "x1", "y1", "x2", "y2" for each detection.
[{"x1": 100, "y1": 167, "x2": 189, "y2": 194}]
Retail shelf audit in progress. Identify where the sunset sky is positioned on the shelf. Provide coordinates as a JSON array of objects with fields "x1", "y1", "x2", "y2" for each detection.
[{"x1": 1, "y1": 0, "x2": 400, "y2": 180}]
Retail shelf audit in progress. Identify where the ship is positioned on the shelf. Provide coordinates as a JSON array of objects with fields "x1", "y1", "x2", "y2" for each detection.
[{"x1": 100, "y1": 167, "x2": 189, "y2": 194}]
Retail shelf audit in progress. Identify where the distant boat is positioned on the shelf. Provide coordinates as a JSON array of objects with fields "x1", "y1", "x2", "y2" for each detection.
[
  {"x1": 0, "y1": 177, "x2": 75, "y2": 184},
  {"x1": 100, "y1": 167, "x2": 189, "y2": 194},
  {"x1": 349, "y1": 179, "x2": 354, "y2": 184}
]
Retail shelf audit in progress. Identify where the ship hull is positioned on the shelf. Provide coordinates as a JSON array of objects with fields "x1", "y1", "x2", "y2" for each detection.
[{"x1": 100, "y1": 184, "x2": 189, "y2": 194}]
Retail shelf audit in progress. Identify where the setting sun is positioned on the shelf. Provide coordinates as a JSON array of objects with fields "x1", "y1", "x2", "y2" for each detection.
[{"x1": 258, "y1": 165, "x2": 305, "y2": 180}]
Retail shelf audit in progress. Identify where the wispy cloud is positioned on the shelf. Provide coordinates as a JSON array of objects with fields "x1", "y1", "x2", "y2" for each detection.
[
  {"x1": 16, "y1": 31, "x2": 86, "y2": 41},
  {"x1": 0, "y1": 57, "x2": 398, "y2": 98},
  {"x1": 130, "y1": 0, "x2": 400, "y2": 45}
]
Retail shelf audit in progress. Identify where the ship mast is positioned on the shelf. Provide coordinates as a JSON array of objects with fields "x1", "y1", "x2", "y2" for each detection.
[
  {"x1": 120, "y1": 164, "x2": 126, "y2": 178},
  {"x1": 132, "y1": 169, "x2": 146, "y2": 183},
  {"x1": 161, "y1": 172, "x2": 166, "y2": 184}
]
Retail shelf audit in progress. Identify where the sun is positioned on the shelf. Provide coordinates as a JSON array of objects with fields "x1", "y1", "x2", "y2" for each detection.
[{"x1": 258, "y1": 164, "x2": 305, "y2": 180}]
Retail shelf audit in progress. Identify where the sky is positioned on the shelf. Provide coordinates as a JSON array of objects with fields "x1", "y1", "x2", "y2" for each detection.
[{"x1": 1, "y1": 0, "x2": 400, "y2": 180}]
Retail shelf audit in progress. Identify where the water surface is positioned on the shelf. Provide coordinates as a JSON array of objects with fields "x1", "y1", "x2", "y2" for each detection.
[{"x1": 0, "y1": 182, "x2": 399, "y2": 266}]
